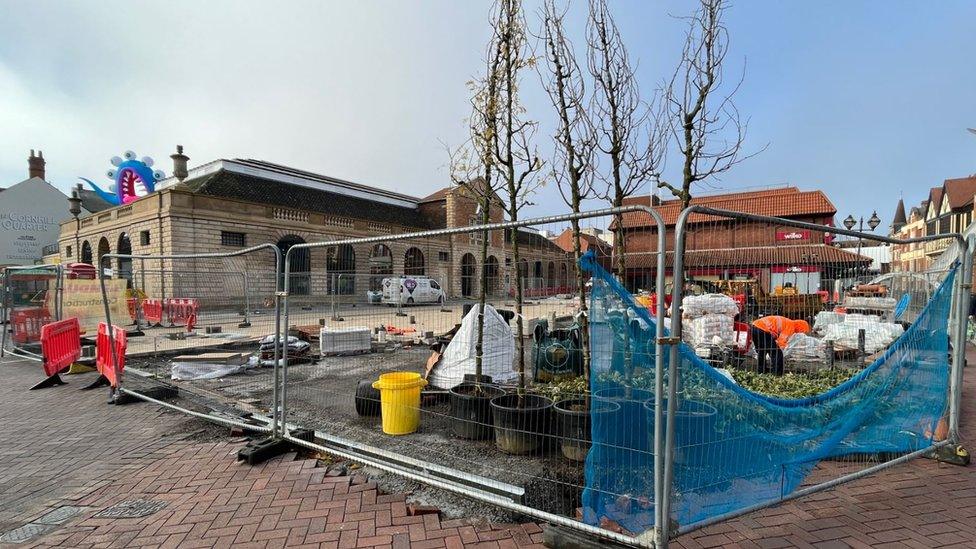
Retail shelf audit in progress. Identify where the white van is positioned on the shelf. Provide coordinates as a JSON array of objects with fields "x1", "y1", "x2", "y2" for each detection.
[{"x1": 380, "y1": 276, "x2": 446, "y2": 305}]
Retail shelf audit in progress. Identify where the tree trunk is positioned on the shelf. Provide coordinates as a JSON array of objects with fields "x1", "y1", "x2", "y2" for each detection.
[
  {"x1": 571, "y1": 216, "x2": 590, "y2": 392},
  {"x1": 475, "y1": 196, "x2": 491, "y2": 390}
]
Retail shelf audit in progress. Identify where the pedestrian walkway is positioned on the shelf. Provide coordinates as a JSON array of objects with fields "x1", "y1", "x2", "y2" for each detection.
[{"x1": 1, "y1": 351, "x2": 974, "y2": 548}]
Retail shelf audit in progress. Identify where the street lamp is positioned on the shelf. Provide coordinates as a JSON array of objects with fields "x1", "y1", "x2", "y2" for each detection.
[
  {"x1": 843, "y1": 211, "x2": 881, "y2": 282},
  {"x1": 68, "y1": 187, "x2": 83, "y2": 263}
]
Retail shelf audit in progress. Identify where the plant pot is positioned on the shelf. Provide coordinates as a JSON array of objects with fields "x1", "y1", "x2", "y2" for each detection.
[
  {"x1": 643, "y1": 398, "x2": 718, "y2": 465},
  {"x1": 490, "y1": 393, "x2": 553, "y2": 455},
  {"x1": 449, "y1": 383, "x2": 505, "y2": 440},
  {"x1": 355, "y1": 379, "x2": 381, "y2": 417},
  {"x1": 554, "y1": 398, "x2": 621, "y2": 462}
]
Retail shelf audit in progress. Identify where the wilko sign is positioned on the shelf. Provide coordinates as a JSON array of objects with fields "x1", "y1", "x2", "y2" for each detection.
[{"x1": 775, "y1": 230, "x2": 810, "y2": 242}]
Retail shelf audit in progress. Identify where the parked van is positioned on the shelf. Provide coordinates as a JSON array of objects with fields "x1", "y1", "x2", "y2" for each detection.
[{"x1": 380, "y1": 276, "x2": 446, "y2": 305}]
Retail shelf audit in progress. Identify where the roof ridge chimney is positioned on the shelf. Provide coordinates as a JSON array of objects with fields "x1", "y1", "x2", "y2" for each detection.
[{"x1": 28, "y1": 149, "x2": 46, "y2": 180}]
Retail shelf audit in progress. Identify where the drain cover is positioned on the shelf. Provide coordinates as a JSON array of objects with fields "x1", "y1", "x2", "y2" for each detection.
[
  {"x1": 35, "y1": 506, "x2": 86, "y2": 525},
  {"x1": 94, "y1": 500, "x2": 167, "y2": 519},
  {"x1": 0, "y1": 523, "x2": 56, "y2": 543}
]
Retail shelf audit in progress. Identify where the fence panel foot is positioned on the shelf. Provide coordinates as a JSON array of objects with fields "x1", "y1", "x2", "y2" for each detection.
[{"x1": 29, "y1": 372, "x2": 66, "y2": 390}]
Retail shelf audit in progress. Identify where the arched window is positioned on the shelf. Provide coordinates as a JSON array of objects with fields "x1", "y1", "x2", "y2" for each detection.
[
  {"x1": 560, "y1": 263, "x2": 569, "y2": 287},
  {"x1": 404, "y1": 247, "x2": 425, "y2": 276},
  {"x1": 97, "y1": 237, "x2": 111, "y2": 270},
  {"x1": 369, "y1": 244, "x2": 393, "y2": 291},
  {"x1": 117, "y1": 233, "x2": 133, "y2": 287},
  {"x1": 81, "y1": 241, "x2": 93, "y2": 264},
  {"x1": 460, "y1": 253, "x2": 476, "y2": 298},
  {"x1": 485, "y1": 255, "x2": 500, "y2": 296},
  {"x1": 278, "y1": 235, "x2": 309, "y2": 295},
  {"x1": 547, "y1": 261, "x2": 555, "y2": 287},
  {"x1": 326, "y1": 244, "x2": 356, "y2": 295}
]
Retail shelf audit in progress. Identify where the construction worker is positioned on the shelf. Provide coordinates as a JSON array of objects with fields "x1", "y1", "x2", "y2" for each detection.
[{"x1": 750, "y1": 316, "x2": 811, "y2": 375}]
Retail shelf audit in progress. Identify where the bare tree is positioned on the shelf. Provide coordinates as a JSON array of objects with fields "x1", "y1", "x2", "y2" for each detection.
[
  {"x1": 657, "y1": 0, "x2": 760, "y2": 208},
  {"x1": 587, "y1": 0, "x2": 666, "y2": 281},
  {"x1": 446, "y1": 36, "x2": 504, "y2": 389},
  {"x1": 540, "y1": 0, "x2": 598, "y2": 384},
  {"x1": 490, "y1": 0, "x2": 544, "y2": 398}
]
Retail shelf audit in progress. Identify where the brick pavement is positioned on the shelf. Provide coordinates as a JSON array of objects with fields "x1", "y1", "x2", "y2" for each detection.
[
  {"x1": 0, "y1": 357, "x2": 543, "y2": 548},
  {"x1": 1, "y1": 347, "x2": 975, "y2": 548}
]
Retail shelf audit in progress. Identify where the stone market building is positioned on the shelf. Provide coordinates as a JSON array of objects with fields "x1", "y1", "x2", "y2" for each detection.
[{"x1": 56, "y1": 151, "x2": 568, "y2": 300}]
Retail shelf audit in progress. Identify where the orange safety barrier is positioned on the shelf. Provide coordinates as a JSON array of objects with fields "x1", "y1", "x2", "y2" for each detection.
[
  {"x1": 32, "y1": 317, "x2": 81, "y2": 390},
  {"x1": 11, "y1": 307, "x2": 51, "y2": 344},
  {"x1": 126, "y1": 297, "x2": 140, "y2": 322},
  {"x1": 94, "y1": 322, "x2": 127, "y2": 389},
  {"x1": 165, "y1": 298, "x2": 199, "y2": 327},
  {"x1": 142, "y1": 298, "x2": 163, "y2": 325}
]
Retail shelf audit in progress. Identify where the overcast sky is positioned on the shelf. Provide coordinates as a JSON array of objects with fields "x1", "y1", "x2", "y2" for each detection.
[{"x1": 2, "y1": 0, "x2": 975, "y2": 228}]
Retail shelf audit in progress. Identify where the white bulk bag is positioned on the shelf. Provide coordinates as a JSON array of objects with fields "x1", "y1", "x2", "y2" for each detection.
[{"x1": 428, "y1": 304, "x2": 517, "y2": 389}]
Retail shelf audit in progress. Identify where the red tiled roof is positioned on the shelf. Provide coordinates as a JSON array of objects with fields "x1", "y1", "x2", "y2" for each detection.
[
  {"x1": 618, "y1": 187, "x2": 836, "y2": 229},
  {"x1": 623, "y1": 244, "x2": 871, "y2": 269},
  {"x1": 927, "y1": 187, "x2": 944, "y2": 214},
  {"x1": 943, "y1": 176, "x2": 976, "y2": 209},
  {"x1": 420, "y1": 187, "x2": 450, "y2": 202}
]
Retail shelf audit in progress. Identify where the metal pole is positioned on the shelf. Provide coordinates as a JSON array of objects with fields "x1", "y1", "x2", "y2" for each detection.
[
  {"x1": 0, "y1": 273, "x2": 10, "y2": 359},
  {"x1": 659, "y1": 207, "x2": 693, "y2": 548},
  {"x1": 242, "y1": 271, "x2": 251, "y2": 327},
  {"x1": 98, "y1": 255, "x2": 120, "y2": 402},
  {"x1": 949, "y1": 235, "x2": 974, "y2": 439},
  {"x1": 279, "y1": 249, "x2": 291, "y2": 437}
]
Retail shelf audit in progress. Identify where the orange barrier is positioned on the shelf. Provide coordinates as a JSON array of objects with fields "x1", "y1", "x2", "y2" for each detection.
[
  {"x1": 32, "y1": 317, "x2": 81, "y2": 390},
  {"x1": 11, "y1": 307, "x2": 51, "y2": 344},
  {"x1": 165, "y1": 298, "x2": 199, "y2": 327},
  {"x1": 94, "y1": 322, "x2": 127, "y2": 389},
  {"x1": 143, "y1": 298, "x2": 163, "y2": 325},
  {"x1": 126, "y1": 297, "x2": 141, "y2": 323}
]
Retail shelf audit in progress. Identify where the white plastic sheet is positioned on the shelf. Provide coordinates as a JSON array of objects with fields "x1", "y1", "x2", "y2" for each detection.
[{"x1": 428, "y1": 304, "x2": 517, "y2": 389}]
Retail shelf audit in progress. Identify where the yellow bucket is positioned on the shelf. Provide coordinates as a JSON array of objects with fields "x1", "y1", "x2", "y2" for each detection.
[{"x1": 372, "y1": 372, "x2": 428, "y2": 435}]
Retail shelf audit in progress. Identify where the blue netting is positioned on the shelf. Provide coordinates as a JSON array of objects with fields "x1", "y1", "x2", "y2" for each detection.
[{"x1": 579, "y1": 252, "x2": 956, "y2": 534}]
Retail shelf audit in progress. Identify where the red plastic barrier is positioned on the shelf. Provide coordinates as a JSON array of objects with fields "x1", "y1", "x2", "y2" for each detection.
[
  {"x1": 11, "y1": 307, "x2": 51, "y2": 344},
  {"x1": 143, "y1": 298, "x2": 163, "y2": 325},
  {"x1": 126, "y1": 297, "x2": 140, "y2": 322},
  {"x1": 40, "y1": 318, "x2": 81, "y2": 377},
  {"x1": 95, "y1": 322, "x2": 127, "y2": 388},
  {"x1": 165, "y1": 298, "x2": 199, "y2": 327}
]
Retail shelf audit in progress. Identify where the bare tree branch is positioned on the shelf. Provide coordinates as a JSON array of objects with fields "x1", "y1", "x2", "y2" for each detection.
[{"x1": 659, "y1": 0, "x2": 765, "y2": 208}]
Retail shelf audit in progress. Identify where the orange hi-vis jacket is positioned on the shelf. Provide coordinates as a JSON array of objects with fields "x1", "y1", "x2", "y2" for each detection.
[{"x1": 752, "y1": 316, "x2": 807, "y2": 349}]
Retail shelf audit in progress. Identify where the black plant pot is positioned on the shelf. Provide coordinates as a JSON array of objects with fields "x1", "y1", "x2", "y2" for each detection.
[
  {"x1": 553, "y1": 398, "x2": 621, "y2": 462},
  {"x1": 354, "y1": 379, "x2": 381, "y2": 417},
  {"x1": 489, "y1": 393, "x2": 553, "y2": 455},
  {"x1": 449, "y1": 383, "x2": 505, "y2": 440}
]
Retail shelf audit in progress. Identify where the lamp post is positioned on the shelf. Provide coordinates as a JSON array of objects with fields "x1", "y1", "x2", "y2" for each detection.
[
  {"x1": 843, "y1": 210, "x2": 881, "y2": 282},
  {"x1": 68, "y1": 188, "x2": 83, "y2": 263}
]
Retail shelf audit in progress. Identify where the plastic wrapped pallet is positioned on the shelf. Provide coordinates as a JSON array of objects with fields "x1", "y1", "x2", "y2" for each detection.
[
  {"x1": 844, "y1": 296, "x2": 897, "y2": 310},
  {"x1": 783, "y1": 332, "x2": 826, "y2": 360},
  {"x1": 684, "y1": 314, "x2": 735, "y2": 347},
  {"x1": 681, "y1": 293, "x2": 740, "y2": 319},
  {"x1": 813, "y1": 311, "x2": 845, "y2": 334},
  {"x1": 320, "y1": 326, "x2": 372, "y2": 355},
  {"x1": 822, "y1": 321, "x2": 904, "y2": 354}
]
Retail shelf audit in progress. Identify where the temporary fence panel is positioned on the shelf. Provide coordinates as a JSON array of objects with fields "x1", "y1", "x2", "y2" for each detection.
[
  {"x1": 98, "y1": 246, "x2": 282, "y2": 434},
  {"x1": 278, "y1": 207, "x2": 667, "y2": 548},
  {"x1": 656, "y1": 206, "x2": 968, "y2": 540},
  {"x1": 1, "y1": 265, "x2": 62, "y2": 356}
]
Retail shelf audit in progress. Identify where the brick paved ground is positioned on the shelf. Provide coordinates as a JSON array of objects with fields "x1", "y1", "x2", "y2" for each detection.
[
  {"x1": 0, "y1": 358, "x2": 543, "y2": 548},
  {"x1": 1, "y1": 347, "x2": 975, "y2": 548}
]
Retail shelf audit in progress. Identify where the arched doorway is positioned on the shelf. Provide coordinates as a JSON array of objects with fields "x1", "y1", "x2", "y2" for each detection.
[
  {"x1": 560, "y1": 263, "x2": 569, "y2": 287},
  {"x1": 547, "y1": 261, "x2": 555, "y2": 288},
  {"x1": 97, "y1": 237, "x2": 110, "y2": 271},
  {"x1": 369, "y1": 244, "x2": 393, "y2": 291},
  {"x1": 278, "y1": 235, "x2": 309, "y2": 295},
  {"x1": 81, "y1": 241, "x2": 93, "y2": 264},
  {"x1": 326, "y1": 244, "x2": 356, "y2": 295},
  {"x1": 485, "y1": 255, "x2": 500, "y2": 296},
  {"x1": 117, "y1": 233, "x2": 133, "y2": 287},
  {"x1": 460, "y1": 253, "x2": 476, "y2": 298},
  {"x1": 404, "y1": 247, "x2": 425, "y2": 276}
]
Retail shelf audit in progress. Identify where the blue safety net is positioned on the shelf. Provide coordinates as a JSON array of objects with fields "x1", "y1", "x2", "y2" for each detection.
[{"x1": 579, "y1": 251, "x2": 956, "y2": 535}]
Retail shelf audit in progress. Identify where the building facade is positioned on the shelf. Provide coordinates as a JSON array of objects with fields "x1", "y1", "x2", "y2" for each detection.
[
  {"x1": 614, "y1": 187, "x2": 869, "y2": 293},
  {"x1": 890, "y1": 175, "x2": 976, "y2": 273},
  {"x1": 56, "y1": 155, "x2": 568, "y2": 300}
]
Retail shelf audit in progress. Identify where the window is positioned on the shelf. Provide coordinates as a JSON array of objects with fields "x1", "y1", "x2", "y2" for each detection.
[
  {"x1": 66, "y1": 245, "x2": 73, "y2": 258},
  {"x1": 140, "y1": 230, "x2": 151, "y2": 246},
  {"x1": 438, "y1": 251, "x2": 450, "y2": 262},
  {"x1": 221, "y1": 231, "x2": 246, "y2": 247},
  {"x1": 430, "y1": 280, "x2": 441, "y2": 290}
]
